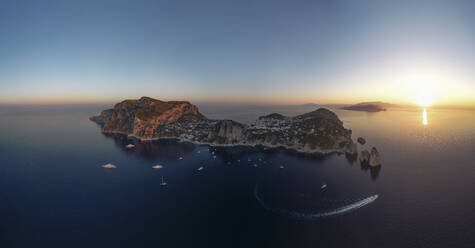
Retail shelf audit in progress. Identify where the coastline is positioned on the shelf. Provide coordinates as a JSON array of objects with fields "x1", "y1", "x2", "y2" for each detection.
[{"x1": 103, "y1": 130, "x2": 345, "y2": 155}]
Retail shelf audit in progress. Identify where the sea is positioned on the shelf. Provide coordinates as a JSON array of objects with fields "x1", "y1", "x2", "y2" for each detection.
[{"x1": 0, "y1": 103, "x2": 474, "y2": 248}]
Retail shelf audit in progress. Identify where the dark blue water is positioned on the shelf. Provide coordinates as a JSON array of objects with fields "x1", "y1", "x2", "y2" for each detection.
[{"x1": 0, "y1": 105, "x2": 474, "y2": 247}]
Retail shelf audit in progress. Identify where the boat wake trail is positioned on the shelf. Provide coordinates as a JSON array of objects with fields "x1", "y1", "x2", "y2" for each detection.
[{"x1": 254, "y1": 185, "x2": 378, "y2": 220}]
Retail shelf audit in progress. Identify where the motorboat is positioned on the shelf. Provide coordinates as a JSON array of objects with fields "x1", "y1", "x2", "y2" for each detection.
[
  {"x1": 152, "y1": 165, "x2": 163, "y2": 169},
  {"x1": 101, "y1": 163, "x2": 117, "y2": 169}
]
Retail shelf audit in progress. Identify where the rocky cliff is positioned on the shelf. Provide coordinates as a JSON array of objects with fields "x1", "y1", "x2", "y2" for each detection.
[{"x1": 91, "y1": 97, "x2": 358, "y2": 154}]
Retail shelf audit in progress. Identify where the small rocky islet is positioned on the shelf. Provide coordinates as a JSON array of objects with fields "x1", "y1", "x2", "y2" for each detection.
[
  {"x1": 359, "y1": 147, "x2": 382, "y2": 167},
  {"x1": 91, "y1": 97, "x2": 381, "y2": 165},
  {"x1": 357, "y1": 137, "x2": 366, "y2": 145}
]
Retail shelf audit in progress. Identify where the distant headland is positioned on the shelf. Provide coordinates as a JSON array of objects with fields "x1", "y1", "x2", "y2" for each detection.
[
  {"x1": 342, "y1": 101, "x2": 393, "y2": 112},
  {"x1": 90, "y1": 97, "x2": 381, "y2": 164}
]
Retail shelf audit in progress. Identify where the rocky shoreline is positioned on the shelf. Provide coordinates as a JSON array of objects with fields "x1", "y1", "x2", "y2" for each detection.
[{"x1": 90, "y1": 97, "x2": 381, "y2": 164}]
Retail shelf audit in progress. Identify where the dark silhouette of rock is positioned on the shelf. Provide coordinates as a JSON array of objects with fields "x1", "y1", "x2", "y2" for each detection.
[
  {"x1": 345, "y1": 141, "x2": 357, "y2": 156},
  {"x1": 360, "y1": 149, "x2": 370, "y2": 164},
  {"x1": 369, "y1": 147, "x2": 382, "y2": 167},
  {"x1": 342, "y1": 101, "x2": 392, "y2": 112}
]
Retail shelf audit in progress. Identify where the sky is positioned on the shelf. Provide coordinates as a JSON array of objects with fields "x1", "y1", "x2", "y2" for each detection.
[{"x1": 1, "y1": 0, "x2": 474, "y2": 106}]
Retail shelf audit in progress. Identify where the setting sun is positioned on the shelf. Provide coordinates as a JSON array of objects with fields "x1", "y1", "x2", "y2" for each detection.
[{"x1": 418, "y1": 91, "x2": 433, "y2": 107}]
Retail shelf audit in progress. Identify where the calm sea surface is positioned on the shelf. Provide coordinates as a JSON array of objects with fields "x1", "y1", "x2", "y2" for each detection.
[{"x1": 0, "y1": 104, "x2": 474, "y2": 248}]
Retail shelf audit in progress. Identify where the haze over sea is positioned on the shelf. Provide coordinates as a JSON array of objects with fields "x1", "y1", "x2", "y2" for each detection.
[{"x1": 0, "y1": 104, "x2": 474, "y2": 248}]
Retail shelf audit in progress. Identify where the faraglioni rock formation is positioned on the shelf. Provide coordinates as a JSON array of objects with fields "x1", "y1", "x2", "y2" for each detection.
[
  {"x1": 369, "y1": 147, "x2": 382, "y2": 166},
  {"x1": 90, "y1": 97, "x2": 359, "y2": 154},
  {"x1": 359, "y1": 147, "x2": 382, "y2": 167},
  {"x1": 359, "y1": 150, "x2": 370, "y2": 164}
]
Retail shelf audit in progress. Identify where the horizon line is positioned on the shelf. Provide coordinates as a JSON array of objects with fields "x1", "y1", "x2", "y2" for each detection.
[{"x1": 0, "y1": 99, "x2": 474, "y2": 110}]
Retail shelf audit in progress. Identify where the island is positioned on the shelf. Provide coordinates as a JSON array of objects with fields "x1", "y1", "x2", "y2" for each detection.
[
  {"x1": 90, "y1": 97, "x2": 361, "y2": 155},
  {"x1": 342, "y1": 101, "x2": 392, "y2": 112}
]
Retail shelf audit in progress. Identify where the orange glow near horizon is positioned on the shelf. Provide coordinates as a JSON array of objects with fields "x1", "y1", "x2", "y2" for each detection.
[
  {"x1": 0, "y1": 74, "x2": 473, "y2": 108},
  {"x1": 2, "y1": 59, "x2": 474, "y2": 108},
  {"x1": 1, "y1": 93, "x2": 474, "y2": 108}
]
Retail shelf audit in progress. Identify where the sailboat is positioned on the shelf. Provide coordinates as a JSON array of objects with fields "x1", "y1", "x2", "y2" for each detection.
[{"x1": 160, "y1": 176, "x2": 168, "y2": 186}]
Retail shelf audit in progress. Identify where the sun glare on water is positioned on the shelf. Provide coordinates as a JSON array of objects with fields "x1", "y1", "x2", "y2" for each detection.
[
  {"x1": 417, "y1": 88, "x2": 432, "y2": 126},
  {"x1": 418, "y1": 91, "x2": 431, "y2": 126},
  {"x1": 422, "y1": 108, "x2": 428, "y2": 126}
]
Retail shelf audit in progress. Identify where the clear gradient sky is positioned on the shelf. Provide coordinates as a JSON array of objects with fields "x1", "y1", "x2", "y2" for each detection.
[{"x1": 1, "y1": 0, "x2": 474, "y2": 106}]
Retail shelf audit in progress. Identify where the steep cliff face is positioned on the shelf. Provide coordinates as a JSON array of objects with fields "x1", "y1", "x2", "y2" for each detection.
[
  {"x1": 207, "y1": 120, "x2": 245, "y2": 144},
  {"x1": 90, "y1": 97, "x2": 356, "y2": 154},
  {"x1": 90, "y1": 97, "x2": 204, "y2": 138}
]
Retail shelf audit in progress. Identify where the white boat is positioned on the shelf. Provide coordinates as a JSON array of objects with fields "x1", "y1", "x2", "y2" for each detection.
[
  {"x1": 253, "y1": 164, "x2": 258, "y2": 167},
  {"x1": 321, "y1": 183, "x2": 327, "y2": 189},
  {"x1": 255, "y1": 185, "x2": 379, "y2": 220},
  {"x1": 160, "y1": 176, "x2": 168, "y2": 186},
  {"x1": 101, "y1": 163, "x2": 117, "y2": 169},
  {"x1": 152, "y1": 165, "x2": 163, "y2": 169},
  {"x1": 197, "y1": 166, "x2": 204, "y2": 171},
  {"x1": 280, "y1": 165, "x2": 284, "y2": 169},
  {"x1": 179, "y1": 157, "x2": 183, "y2": 160},
  {"x1": 125, "y1": 144, "x2": 135, "y2": 148}
]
